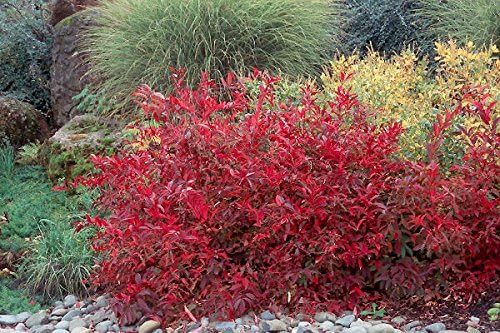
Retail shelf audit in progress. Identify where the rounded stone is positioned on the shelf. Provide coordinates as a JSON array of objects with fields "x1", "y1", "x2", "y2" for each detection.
[
  {"x1": 55, "y1": 321, "x2": 70, "y2": 330},
  {"x1": 64, "y1": 295, "x2": 78, "y2": 308},
  {"x1": 367, "y1": 324, "x2": 394, "y2": 333},
  {"x1": 25, "y1": 311, "x2": 49, "y2": 328},
  {"x1": 335, "y1": 315, "x2": 356, "y2": 328},
  {"x1": 425, "y1": 323, "x2": 446, "y2": 333},
  {"x1": 261, "y1": 311, "x2": 277, "y2": 321},
  {"x1": 53, "y1": 330, "x2": 70, "y2": 333},
  {"x1": 69, "y1": 318, "x2": 88, "y2": 332},
  {"x1": 139, "y1": 320, "x2": 162, "y2": 333},
  {"x1": 345, "y1": 328, "x2": 367, "y2": 333},
  {"x1": 260, "y1": 320, "x2": 287, "y2": 332}
]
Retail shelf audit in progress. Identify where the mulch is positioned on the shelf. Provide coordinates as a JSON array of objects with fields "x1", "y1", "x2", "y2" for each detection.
[{"x1": 384, "y1": 288, "x2": 500, "y2": 332}]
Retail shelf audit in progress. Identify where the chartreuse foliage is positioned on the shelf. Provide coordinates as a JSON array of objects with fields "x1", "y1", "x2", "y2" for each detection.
[
  {"x1": 84, "y1": 0, "x2": 333, "y2": 115},
  {"x1": 321, "y1": 41, "x2": 499, "y2": 163},
  {"x1": 80, "y1": 70, "x2": 498, "y2": 325}
]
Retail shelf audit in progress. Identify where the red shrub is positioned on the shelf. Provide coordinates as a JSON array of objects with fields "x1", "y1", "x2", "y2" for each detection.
[{"x1": 79, "y1": 70, "x2": 498, "y2": 324}]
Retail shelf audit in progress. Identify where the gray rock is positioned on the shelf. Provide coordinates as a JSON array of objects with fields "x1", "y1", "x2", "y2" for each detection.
[
  {"x1": 351, "y1": 320, "x2": 372, "y2": 329},
  {"x1": 69, "y1": 318, "x2": 88, "y2": 332},
  {"x1": 14, "y1": 323, "x2": 27, "y2": 331},
  {"x1": 15, "y1": 313, "x2": 31, "y2": 324},
  {"x1": 367, "y1": 324, "x2": 394, "y2": 333},
  {"x1": 261, "y1": 311, "x2": 277, "y2": 321},
  {"x1": 95, "y1": 296, "x2": 109, "y2": 309},
  {"x1": 214, "y1": 322, "x2": 237, "y2": 332},
  {"x1": 336, "y1": 315, "x2": 356, "y2": 328},
  {"x1": 466, "y1": 328, "x2": 480, "y2": 333},
  {"x1": 139, "y1": 320, "x2": 162, "y2": 333},
  {"x1": 345, "y1": 328, "x2": 367, "y2": 333},
  {"x1": 260, "y1": 320, "x2": 288, "y2": 332},
  {"x1": 403, "y1": 321, "x2": 422, "y2": 332},
  {"x1": 251, "y1": 325, "x2": 260, "y2": 333},
  {"x1": 315, "y1": 312, "x2": 337, "y2": 323},
  {"x1": 25, "y1": 311, "x2": 49, "y2": 328},
  {"x1": 53, "y1": 330, "x2": 70, "y2": 333},
  {"x1": 425, "y1": 323, "x2": 446, "y2": 333},
  {"x1": 64, "y1": 295, "x2": 77, "y2": 308},
  {"x1": 391, "y1": 317, "x2": 406, "y2": 326},
  {"x1": 62, "y1": 310, "x2": 82, "y2": 322},
  {"x1": 0, "y1": 315, "x2": 19, "y2": 325},
  {"x1": 55, "y1": 321, "x2": 70, "y2": 330},
  {"x1": 32, "y1": 324, "x2": 55, "y2": 333},
  {"x1": 95, "y1": 320, "x2": 113, "y2": 333},
  {"x1": 187, "y1": 323, "x2": 201, "y2": 332},
  {"x1": 201, "y1": 318, "x2": 210, "y2": 328},
  {"x1": 153, "y1": 330, "x2": 164, "y2": 333},
  {"x1": 52, "y1": 308, "x2": 69, "y2": 316},
  {"x1": 439, "y1": 331, "x2": 466, "y2": 333},
  {"x1": 87, "y1": 309, "x2": 108, "y2": 324},
  {"x1": 319, "y1": 321, "x2": 336, "y2": 332},
  {"x1": 70, "y1": 328, "x2": 92, "y2": 333}
]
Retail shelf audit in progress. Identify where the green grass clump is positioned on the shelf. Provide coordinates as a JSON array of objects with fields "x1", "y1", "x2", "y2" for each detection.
[
  {"x1": 0, "y1": 145, "x2": 15, "y2": 177},
  {"x1": 19, "y1": 219, "x2": 95, "y2": 301},
  {"x1": 414, "y1": 0, "x2": 499, "y2": 48},
  {"x1": 84, "y1": 0, "x2": 333, "y2": 114}
]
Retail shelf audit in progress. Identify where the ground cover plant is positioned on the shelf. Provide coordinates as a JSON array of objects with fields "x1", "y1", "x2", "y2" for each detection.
[
  {"x1": 78, "y1": 70, "x2": 498, "y2": 325},
  {"x1": 83, "y1": 0, "x2": 333, "y2": 115},
  {"x1": 0, "y1": 145, "x2": 96, "y2": 312},
  {"x1": 321, "y1": 41, "x2": 500, "y2": 163}
]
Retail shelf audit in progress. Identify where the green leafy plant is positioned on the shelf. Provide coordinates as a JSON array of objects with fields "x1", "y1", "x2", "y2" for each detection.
[
  {"x1": 72, "y1": 85, "x2": 116, "y2": 115},
  {"x1": 17, "y1": 142, "x2": 41, "y2": 165},
  {"x1": 488, "y1": 303, "x2": 500, "y2": 321},
  {"x1": 0, "y1": 144, "x2": 15, "y2": 177},
  {"x1": 19, "y1": 219, "x2": 95, "y2": 301},
  {"x1": 0, "y1": 0, "x2": 52, "y2": 113},
  {"x1": 360, "y1": 303, "x2": 386, "y2": 318},
  {"x1": 83, "y1": 0, "x2": 333, "y2": 115},
  {"x1": 414, "y1": 0, "x2": 499, "y2": 48}
]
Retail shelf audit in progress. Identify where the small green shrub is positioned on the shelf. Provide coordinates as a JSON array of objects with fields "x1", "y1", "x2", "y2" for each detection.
[
  {"x1": 84, "y1": 0, "x2": 333, "y2": 114},
  {"x1": 0, "y1": 278, "x2": 41, "y2": 314},
  {"x1": 331, "y1": 0, "x2": 432, "y2": 56},
  {"x1": 414, "y1": 0, "x2": 499, "y2": 48},
  {"x1": 0, "y1": 0, "x2": 52, "y2": 113},
  {"x1": 19, "y1": 219, "x2": 95, "y2": 301}
]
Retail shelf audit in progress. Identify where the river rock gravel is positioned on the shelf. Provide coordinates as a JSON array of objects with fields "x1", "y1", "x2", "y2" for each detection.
[{"x1": 0, "y1": 294, "x2": 499, "y2": 333}]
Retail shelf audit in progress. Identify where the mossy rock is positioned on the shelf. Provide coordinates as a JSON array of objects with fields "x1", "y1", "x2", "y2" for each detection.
[
  {"x1": 39, "y1": 114, "x2": 125, "y2": 183},
  {"x1": 0, "y1": 97, "x2": 50, "y2": 147}
]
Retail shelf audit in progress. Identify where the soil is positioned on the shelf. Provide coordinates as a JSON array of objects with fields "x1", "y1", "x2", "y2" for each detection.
[{"x1": 385, "y1": 288, "x2": 500, "y2": 332}]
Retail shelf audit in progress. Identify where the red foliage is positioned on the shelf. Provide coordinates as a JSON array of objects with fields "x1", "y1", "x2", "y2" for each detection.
[{"x1": 79, "y1": 70, "x2": 499, "y2": 324}]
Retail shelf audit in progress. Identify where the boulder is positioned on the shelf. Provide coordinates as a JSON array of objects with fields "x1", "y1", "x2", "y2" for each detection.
[
  {"x1": 0, "y1": 97, "x2": 49, "y2": 147},
  {"x1": 39, "y1": 114, "x2": 124, "y2": 182},
  {"x1": 50, "y1": 9, "x2": 98, "y2": 127}
]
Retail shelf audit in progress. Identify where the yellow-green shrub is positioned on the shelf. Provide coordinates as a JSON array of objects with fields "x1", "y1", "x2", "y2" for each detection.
[{"x1": 321, "y1": 41, "x2": 499, "y2": 162}]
